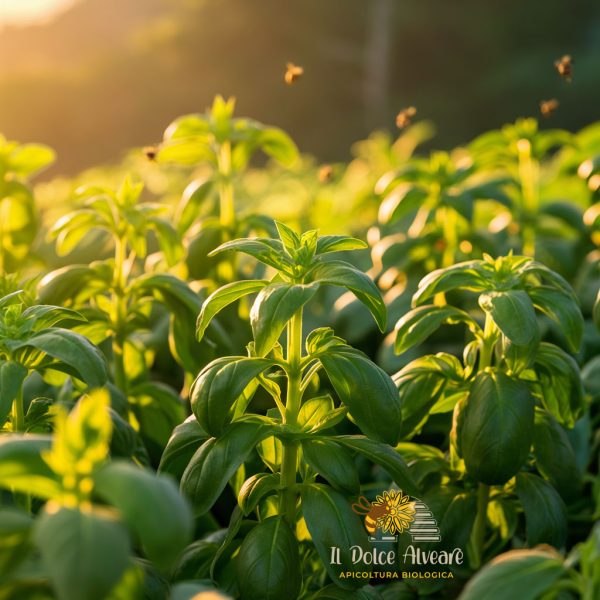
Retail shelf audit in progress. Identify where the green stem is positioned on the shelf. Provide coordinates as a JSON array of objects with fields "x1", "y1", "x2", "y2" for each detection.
[
  {"x1": 111, "y1": 236, "x2": 128, "y2": 393},
  {"x1": 479, "y1": 314, "x2": 496, "y2": 370},
  {"x1": 217, "y1": 141, "x2": 236, "y2": 282},
  {"x1": 441, "y1": 207, "x2": 458, "y2": 268},
  {"x1": 279, "y1": 309, "x2": 303, "y2": 525},
  {"x1": 11, "y1": 385, "x2": 25, "y2": 433},
  {"x1": 470, "y1": 313, "x2": 497, "y2": 567},
  {"x1": 517, "y1": 139, "x2": 538, "y2": 257},
  {"x1": 471, "y1": 483, "x2": 490, "y2": 569}
]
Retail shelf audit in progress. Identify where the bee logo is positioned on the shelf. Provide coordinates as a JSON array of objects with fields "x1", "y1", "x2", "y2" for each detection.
[
  {"x1": 352, "y1": 490, "x2": 416, "y2": 540},
  {"x1": 285, "y1": 62, "x2": 304, "y2": 85}
]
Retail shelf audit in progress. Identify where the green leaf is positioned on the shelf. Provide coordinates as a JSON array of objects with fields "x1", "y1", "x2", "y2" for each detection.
[
  {"x1": 535, "y1": 343, "x2": 584, "y2": 427},
  {"x1": 316, "y1": 236, "x2": 367, "y2": 255},
  {"x1": 308, "y1": 261, "x2": 386, "y2": 331},
  {"x1": 235, "y1": 517, "x2": 301, "y2": 600},
  {"x1": 196, "y1": 280, "x2": 268, "y2": 341},
  {"x1": 394, "y1": 305, "x2": 480, "y2": 354},
  {"x1": 412, "y1": 261, "x2": 488, "y2": 306},
  {"x1": 301, "y1": 484, "x2": 371, "y2": 590},
  {"x1": 335, "y1": 436, "x2": 419, "y2": 497},
  {"x1": 158, "y1": 416, "x2": 208, "y2": 480},
  {"x1": 320, "y1": 347, "x2": 401, "y2": 445},
  {"x1": 479, "y1": 290, "x2": 538, "y2": 346},
  {"x1": 298, "y1": 395, "x2": 340, "y2": 432},
  {"x1": 238, "y1": 473, "x2": 280, "y2": 515},
  {"x1": 9, "y1": 143, "x2": 55, "y2": 178},
  {"x1": 533, "y1": 410, "x2": 580, "y2": 501},
  {"x1": 33, "y1": 505, "x2": 130, "y2": 600},
  {"x1": 94, "y1": 462, "x2": 193, "y2": 570},
  {"x1": 251, "y1": 283, "x2": 318, "y2": 356},
  {"x1": 460, "y1": 371, "x2": 534, "y2": 485},
  {"x1": 393, "y1": 359, "x2": 450, "y2": 438},
  {"x1": 516, "y1": 473, "x2": 567, "y2": 548},
  {"x1": 131, "y1": 273, "x2": 201, "y2": 316},
  {"x1": 175, "y1": 179, "x2": 214, "y2": 233},
  {"x1": 190, "y1": 357, "x2": 273, "y2": 436},
  {"x1": 209, "y1": 238, "x2": 290, "y2": 271},
  {"x1": 14, "y1": 328, "x2": 107, "y2": 387},
  {"x1": 528, "y1": 286, "x2": 583, "y2": 352},
  {"x1": 258, "y1": 127, "x2": 299, "y2": 166},
  {"x1": 0, "y1": 361, "x2": 27, "y2": 427},
  {"x1": 181, "y1": 421, "x2": 271, "y2": 515},
  {"x1": 275, "y1": 221, "x2": 301, "y2": 253},
  {"x1": 378, "y1": 184, "x2": 428, "y2": 224},
  {"x1": 0, "y1": 507, "x2": 33, "y2": 576},
  {"x1": 147, "y1": 217, "x2": 184, "y2": 266},
  {"x1": 301, "y1": 439, "x2": 360, "y2": 495},
  {"x1": 0, "y1": 435, "x2": 60, "y2": 498},
  {"x1": 458, "y1": 548, "x2": 565, "y2": 600}
]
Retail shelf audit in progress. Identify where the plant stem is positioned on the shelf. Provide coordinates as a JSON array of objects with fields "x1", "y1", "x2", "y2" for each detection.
[
  {"x1": 441, "y1": 207, "x2": 458, "y2": 269},
  {"x1": 470, "y1": 313, "x2": 496, "y2": 567},
  {"x1": 217, "y1": 141, "x2": 236, "y2": 282},
  {"x1": 279, "y1": 309, "x2": 303, "y2": 525},
  {"x1": 471, "y1": 482, "x2": 490, "y2": 569},
  {"x1": 517, "y1": 139, "x2": 538, "y2": 257},
  {"x1": 479, "y1": 314, "x2": 496, "y2": 370},
  {"x1": 112, "y1": 236, "x2": 128, "y2": 393},
  {"x1": 11, "y1": 386, "x2": 25, "y2": 433}
]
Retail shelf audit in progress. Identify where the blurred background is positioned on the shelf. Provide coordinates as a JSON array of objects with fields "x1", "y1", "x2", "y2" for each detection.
[{"x1": 1, "y1": 0, "x2": 599, "y2": 176}]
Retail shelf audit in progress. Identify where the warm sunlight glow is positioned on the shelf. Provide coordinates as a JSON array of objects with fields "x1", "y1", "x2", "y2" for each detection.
[{"x1": 0, "y1": 0, "x2": 77, "y2": 26}]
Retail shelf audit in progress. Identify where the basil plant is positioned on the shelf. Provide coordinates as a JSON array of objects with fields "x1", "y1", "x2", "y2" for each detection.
[
  {"x1": 160, "y1": 223, "x2": 418, "y2": 598},
  {"x1": 393, "y1": 254, "x2": 585, "y2": 568}
]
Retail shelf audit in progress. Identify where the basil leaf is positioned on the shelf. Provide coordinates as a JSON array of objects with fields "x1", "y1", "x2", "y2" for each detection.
[
  {"x1": 301, "y1": 484, "x2": 371, "y2": 590},
  {"x1": 479, "y1": 290, "x2": 538, "y2": 346},
  {"x1": 33, "y1": 505, "x2": 130, "y2": 600},
  {"x1": 394, "y1": 304, "x2": 480, "y2": 354},
  {"x1": 250, "y1": 283, "x2": 318, "y2": 356},
  {"x1": 190, "y1": 357, "x2": 273, "y2": 436},
  {"x1": 301, "y1": 439, "x2": 360, "y2": 495},
  {"x1": 196, "y1": 280, "x2": 269, "y2": 342},
  {"x1": 460, "y1": 371, "x2": 534, "y2": 485},
  {"x1": 459, "y1": 548, "x2": 565, "y2": 600},
  {"x1": 516, "y1": 473, "x2": 567, "y2": 548},
  {"x1": 320, "y1": 347, "x2": 401, "y2": 445},
  {"x1": 235, "y1": 517, "x2": 301, "y2": 600},
  {"x1": 181, "y1": 421, "x2": 271, "y2": 515},
  {"x1": 308, "y1": 261, "x2": 386, "y2": 332}
]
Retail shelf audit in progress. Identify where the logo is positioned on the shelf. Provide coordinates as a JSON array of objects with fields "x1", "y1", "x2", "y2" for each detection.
[
  {"x1": 328, "y1": 488, "x2": 463, "y2": 583},
  {"x1": 352, "y1": 490, "x2": 441, "y2": 543}
]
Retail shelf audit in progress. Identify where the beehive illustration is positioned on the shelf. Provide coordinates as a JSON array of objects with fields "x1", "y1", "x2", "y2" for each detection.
[{"x1": 408, "y1": 499, "x2": 441, "y2": 542}]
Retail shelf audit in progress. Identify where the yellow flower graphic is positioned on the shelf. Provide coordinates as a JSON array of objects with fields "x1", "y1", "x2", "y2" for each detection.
[{"x1": 372, "y1": 490, "x2": 416, "y2": 534}]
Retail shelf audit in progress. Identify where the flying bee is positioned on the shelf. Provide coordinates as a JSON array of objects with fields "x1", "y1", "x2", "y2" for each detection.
[
  {"x1": 396, "y1": 106, "x2": 417, "y2": 129},
  {"x1": 285, "y1": 62, "x2": 304, "y2": 85},
  {"x1": 540, "y1": 99, "x2": 559, "y2": 118},
  {"x1": 554, "y1": 55, "x2": 573, "y2": 82},
  {"x1": 352, "y1": 496, "x2": 393, "y2": 536},
  {"x1": 143, "y1": 146, "x2": 158, "y2": 161},
  {"x1": 318, "y1": 164, "x2": 333, "y2": 183}
]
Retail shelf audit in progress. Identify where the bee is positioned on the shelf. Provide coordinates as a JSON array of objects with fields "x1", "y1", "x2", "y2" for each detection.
[
  {"x1": 143, "y1": 146, "x2": 158, "y2": 161},
  {"x1": 554, "y1": 55, "x2": 573, "y2": 82},
  {"x1": 285, "y1": 62, "x2": 304, "y2": 85},
  {"x1": 539, "y1": 99, "x2": 559, "y2": 118},
  {"x1": 318, "y1": 164, "x2": 333, "y2": 183},
  {"x1": 352, "y1": 496, "x2": 392, "y2": 536},
  {"x1": 396, "y1": 106, "x2": 417, "y2": 129}
]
